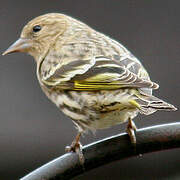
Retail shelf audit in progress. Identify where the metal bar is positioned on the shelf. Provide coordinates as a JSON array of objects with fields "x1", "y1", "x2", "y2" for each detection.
[{"x1": 21, "y1": 122, "x2": 180, "y2": 180}]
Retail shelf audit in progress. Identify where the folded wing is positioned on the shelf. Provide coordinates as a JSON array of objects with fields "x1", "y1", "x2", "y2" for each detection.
[{"x1": 40, "y1": 56, "x2": 159, "y2": 91}]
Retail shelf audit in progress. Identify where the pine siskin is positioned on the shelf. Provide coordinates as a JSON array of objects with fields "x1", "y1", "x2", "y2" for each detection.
[{"x1": 3, "y1": 13, "x2": 177, "y2": 162}]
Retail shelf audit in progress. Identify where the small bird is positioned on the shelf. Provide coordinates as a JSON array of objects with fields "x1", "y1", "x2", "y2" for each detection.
[{"x1": 3, "y1": 13, "x2": 177, "y2": 162}]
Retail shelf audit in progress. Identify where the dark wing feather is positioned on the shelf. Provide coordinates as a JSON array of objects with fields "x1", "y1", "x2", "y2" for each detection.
[{"x1": 40, "y1": 55, "x2": 159, "y2": 91}]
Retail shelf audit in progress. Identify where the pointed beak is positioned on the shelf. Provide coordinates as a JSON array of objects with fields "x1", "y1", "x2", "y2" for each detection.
[{"x1": 2, "y1": 38, "x2": 32, "y2": 56}]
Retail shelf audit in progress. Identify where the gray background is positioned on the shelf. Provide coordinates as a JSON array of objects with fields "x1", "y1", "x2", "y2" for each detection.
[{"x1": 0, "y1": 0, "x2": 180, "y2": 179}]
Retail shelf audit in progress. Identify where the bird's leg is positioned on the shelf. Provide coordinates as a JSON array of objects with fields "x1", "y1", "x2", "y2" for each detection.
[
  {"x1": 65, "y1": 132, "x2": 84, "y2": 164},
  {"x1": 126, "y1": 118, "x2": 137, "y2": 144}
]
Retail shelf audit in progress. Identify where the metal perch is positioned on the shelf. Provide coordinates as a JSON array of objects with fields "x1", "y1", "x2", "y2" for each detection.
[{"x1": 21, "y1": 122, "x2": 180, "y2": 180}]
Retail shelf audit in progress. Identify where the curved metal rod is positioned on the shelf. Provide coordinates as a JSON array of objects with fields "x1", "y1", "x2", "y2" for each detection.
[{"x1": 21, "y1": 122, "x2": 180, "y2": 180}]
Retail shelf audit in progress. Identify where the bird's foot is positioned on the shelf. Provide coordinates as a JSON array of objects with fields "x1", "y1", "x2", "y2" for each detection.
[
  {"x1": 65, "y1": 133, "x2": 84, "y2": 164},
  {"x1": 65, "y1": 141, "x2": 84, "y2": 164},
  {"x1": 126, "y1": 118, "x2": 137, "y2": 144}
]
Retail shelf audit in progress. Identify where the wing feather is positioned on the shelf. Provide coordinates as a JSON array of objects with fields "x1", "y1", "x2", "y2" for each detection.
[{"x1": 40, "y1": 56, "x2": 159, "y2": 90}]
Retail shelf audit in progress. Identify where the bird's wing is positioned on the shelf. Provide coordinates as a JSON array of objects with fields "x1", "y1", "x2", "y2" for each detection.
[{"x1": 40, "y1": 55, "x2": 159, "y2": 90}]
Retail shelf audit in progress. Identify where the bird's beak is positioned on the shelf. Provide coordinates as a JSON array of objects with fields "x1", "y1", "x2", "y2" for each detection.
[{"x1": 2, "y1": 38, "x2": 32, "y2": 56}]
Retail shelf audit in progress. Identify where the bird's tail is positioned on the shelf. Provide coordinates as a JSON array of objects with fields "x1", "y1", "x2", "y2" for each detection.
[{"x1": 136, "y1": 94, "x2": 177, "y2": 115}]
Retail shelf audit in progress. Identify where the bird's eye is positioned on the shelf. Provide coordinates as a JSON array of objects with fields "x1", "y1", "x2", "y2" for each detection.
[{"x1": 33, "y1": 25, "x2": 41, "y2": 33}]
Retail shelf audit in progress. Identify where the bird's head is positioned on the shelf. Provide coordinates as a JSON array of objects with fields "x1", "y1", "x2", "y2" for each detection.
[{"x1": 3, "y1": 13, "x2": 68, "y2": 61}]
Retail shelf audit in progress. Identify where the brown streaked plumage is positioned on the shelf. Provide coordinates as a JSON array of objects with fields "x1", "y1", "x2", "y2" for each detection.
[{"x1": 3, "y1": 13, "x2": 177, "y2": 163}]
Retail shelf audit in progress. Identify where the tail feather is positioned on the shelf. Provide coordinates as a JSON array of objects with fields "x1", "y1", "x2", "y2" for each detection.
[{"x1": 136, "y1": 95, "x2": 177, "y2": 115}]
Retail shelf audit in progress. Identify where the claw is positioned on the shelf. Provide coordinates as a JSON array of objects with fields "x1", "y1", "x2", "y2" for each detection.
[
  {"x1": 126, "y1": 118, "x2": 137, "y2": 144},
  {"x1": 65, "y1": 132, "x2": 85, "y2": 164}
]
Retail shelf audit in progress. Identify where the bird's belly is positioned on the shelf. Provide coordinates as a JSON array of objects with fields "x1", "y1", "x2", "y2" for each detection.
[
  {"x1": 92, "y1": 108, "x2": 138, "y2": 129},
  {"x1": 43, "y1": 88, "x2": 139, "y2": 131}
]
